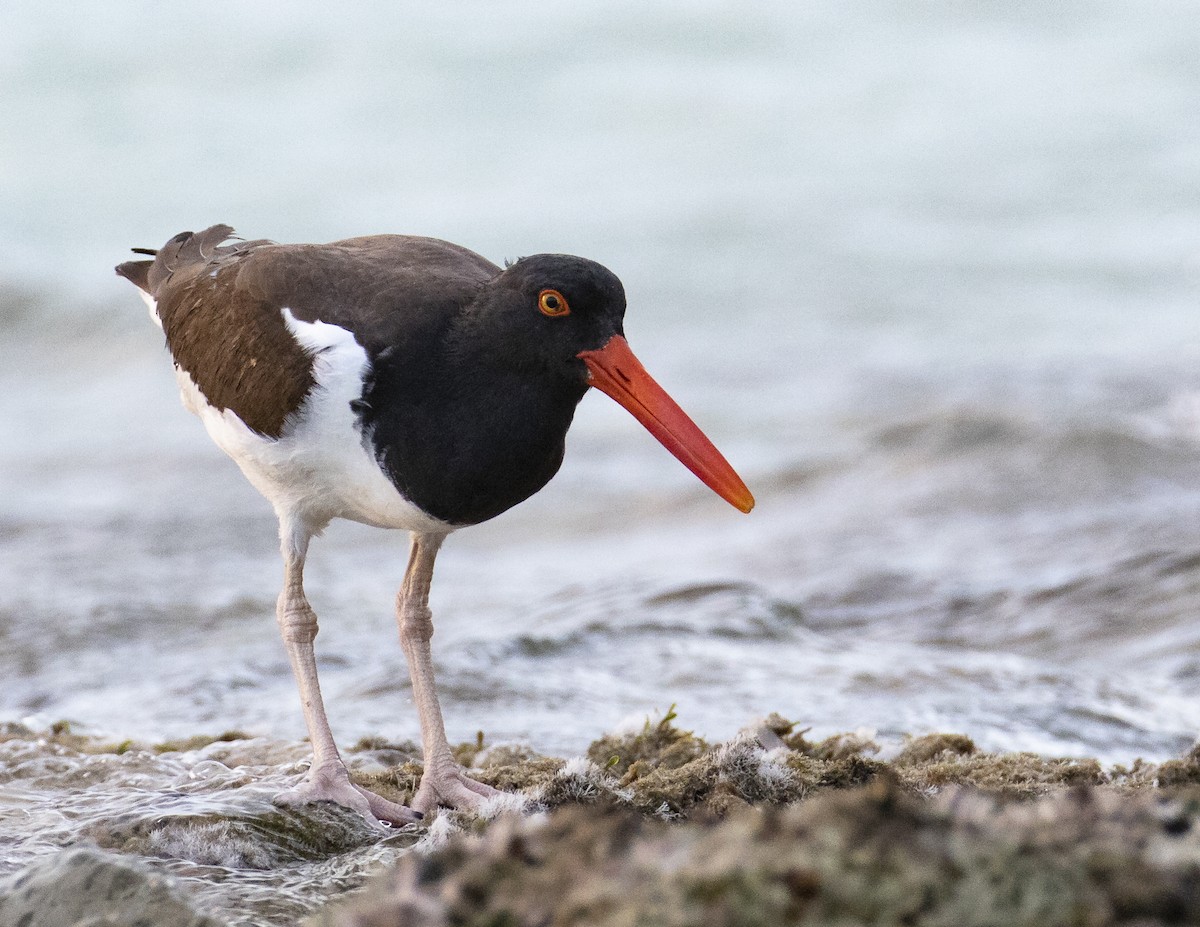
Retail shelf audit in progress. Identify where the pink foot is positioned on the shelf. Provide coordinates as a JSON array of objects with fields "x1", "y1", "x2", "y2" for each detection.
[
  {"x1": 412, "y1": 754, "x2": 503, "y2": 815},
  {"x1": 275, "y1": 761, "x2": 422, "y2": 829}
]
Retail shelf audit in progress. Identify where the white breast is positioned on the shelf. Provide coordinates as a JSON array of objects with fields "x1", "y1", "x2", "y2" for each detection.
[{"x1": 169, "y1": 307, "x2": 452, "y2": 537}]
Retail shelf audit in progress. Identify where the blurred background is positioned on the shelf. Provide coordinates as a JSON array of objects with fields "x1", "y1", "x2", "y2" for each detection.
[{"x1": 2, "y1": 0, "x2": 1199, "y2": 765}]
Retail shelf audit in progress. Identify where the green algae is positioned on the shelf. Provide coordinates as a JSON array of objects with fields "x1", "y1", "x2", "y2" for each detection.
[
  {"x1": 898, "y1": 750, "x2": 1107, "y2": 794},
  {"x1": 585, "y1": 704, "x2": 708, "y2": 778},
  {"x1": 6, "y1": 710, "x2": 1195, "y2": 819},
  {"x1": 0, "y1": 721, "x2": 253, "y2": 758},
  {"x1": 84, "y1": 800, "x2": 392, "y2": 868},
  {"x1": 1143, "y1": 745, "x2": 1200, "y2": 788},
  {"x1": 893, "y1": 731, "x2": 977, "y2": 764},
  {"x1": 342, "y1": 708, "x2": 1183, "y2": 824},
  {"x1": 152, "y1": 730, "x2": 254, "y2": 754},
  {"x1": 274, "y1": 707, "x2": 1200, "y2": 824}
]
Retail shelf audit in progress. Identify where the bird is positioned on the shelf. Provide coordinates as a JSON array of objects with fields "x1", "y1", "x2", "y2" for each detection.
[{"x1": 116, "y1": 225, "x2": 753, "y2": 827}]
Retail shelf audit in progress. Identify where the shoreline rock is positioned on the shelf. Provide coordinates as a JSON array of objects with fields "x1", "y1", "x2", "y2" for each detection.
[
  {"x1": 311, "y1": 778, "x2": 1200, "y2": 927},
  {"x1": 347, "y1": 711, "x2": 1200, "y2": 822},
  {"x1": 0, "y1": 847, "x2": 223, "y2": 927},
  {"x1": 3, "y1": 714, "x2": 1200, "y2": 926}
]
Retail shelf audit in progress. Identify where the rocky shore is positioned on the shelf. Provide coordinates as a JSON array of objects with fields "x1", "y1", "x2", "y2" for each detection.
[{"x1": 2, "y1": 714, "x2": 1199, "y2": 926}]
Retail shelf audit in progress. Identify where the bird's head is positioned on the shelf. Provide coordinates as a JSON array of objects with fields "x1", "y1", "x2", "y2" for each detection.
[{"x1": 470, "y1": 253, "x2": 754, "y2": 514}]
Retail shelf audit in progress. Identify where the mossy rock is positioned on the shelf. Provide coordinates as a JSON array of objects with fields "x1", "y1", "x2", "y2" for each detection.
[
  {"x1": 311, "y1": 777, "x2": 1200, "y2": 927},
  {"x1": 586, "y1": 706, "x2": 708, "y2": 779}
]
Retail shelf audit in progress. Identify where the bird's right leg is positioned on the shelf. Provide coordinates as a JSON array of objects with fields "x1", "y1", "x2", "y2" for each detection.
[
  {"x1": 272, "y1": 520, "x2": 421, "y2": 828},
  {"x1": 397, "y1": 532, "x2": 502, "y2": 814}
]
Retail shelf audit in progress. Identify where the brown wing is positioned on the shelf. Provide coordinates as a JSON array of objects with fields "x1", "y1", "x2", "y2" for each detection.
[
  {"x1": 117, "y1": 225, "x2": 501, "y2": 439},
  {"x1": 118, "y1": 227, "x2": 311, "y2": 438}
]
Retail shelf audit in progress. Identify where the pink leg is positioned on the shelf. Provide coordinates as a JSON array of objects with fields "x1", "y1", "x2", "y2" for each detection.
[
  {"x1": 272, "y1": 524, "x2": 421, "y2": 827},
  {"x1": 399, "y1": 533, "x2": 501, "y2": 814}
]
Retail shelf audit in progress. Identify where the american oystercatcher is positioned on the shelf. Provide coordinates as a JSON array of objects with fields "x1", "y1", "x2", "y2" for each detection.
[{"x1": 117, "y1": 225, "x2": 753, "y2": 826}]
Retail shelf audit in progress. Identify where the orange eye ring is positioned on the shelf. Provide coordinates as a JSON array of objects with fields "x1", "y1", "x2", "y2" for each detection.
[{"x1": 538, "y1": 289, "x2": 570, "y2": 317}]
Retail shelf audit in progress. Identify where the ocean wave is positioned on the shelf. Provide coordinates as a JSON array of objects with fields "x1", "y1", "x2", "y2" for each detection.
[{"x1": 853, "y1": 405, "x2": 1200, "y2": 514}]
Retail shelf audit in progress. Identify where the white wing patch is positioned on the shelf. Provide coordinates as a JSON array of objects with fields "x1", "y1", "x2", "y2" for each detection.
[{"x1": 172, "y1": 307, "x2": 452, "y2": 537}]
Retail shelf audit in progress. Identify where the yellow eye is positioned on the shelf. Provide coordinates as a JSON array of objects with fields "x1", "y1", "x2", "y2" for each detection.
[{"x1": 538, "y1": 289, "x2": 570, "y2": 317}]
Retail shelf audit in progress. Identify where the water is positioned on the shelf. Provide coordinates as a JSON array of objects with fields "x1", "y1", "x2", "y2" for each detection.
[{"x1": 2, "y1": 1, "x2": 1199, "y2": 922}]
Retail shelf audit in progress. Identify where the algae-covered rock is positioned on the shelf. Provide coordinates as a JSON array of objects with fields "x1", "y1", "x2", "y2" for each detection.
[
  {"x1": 308, "y1": 713, "x2": 1200, "y2": 924},
  {"x1": 5, "y1": 715, "x2": 1200, "y2": 926},
  {"x1": 351, "y1": 710, "x2": 1187, "y2": 823},
  {"x1": 899, "y1": 750, "x2": 1107, "y2": 794},
  {"x1": 153, "y1": 730, "x2": 254, "y2": 755},
  {"x1": 893, "y1": 731, "x2": 977, "y2": 764},
  {"x1": 83, "y1": 797, "x2": 390, "y2": 868},
  {"x1": 585, "y1": 705, "x2": 708, "y2": 779},
  {"x1": 1153, "y1": 744, "x2": 1200, "y2": 787},
  {"x1": 311, "y1": 778, "x2": 1200, "y2": 927},
  {"x1": 0, "y1": 847, "x2": 224, "y2": 927}
]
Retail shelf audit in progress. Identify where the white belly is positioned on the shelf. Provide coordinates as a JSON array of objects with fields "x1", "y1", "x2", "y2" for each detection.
[{"x1": 171, "y1": 308, "x2": 452, "y2": 537}]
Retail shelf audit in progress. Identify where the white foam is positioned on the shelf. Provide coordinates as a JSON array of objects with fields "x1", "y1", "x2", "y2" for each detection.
[
  {"x1": 411, "y1": 811, "x2": 460, "y2": 854},
  {"x1": 475, "y1": 791, "x2": 532, "y2": 820}
]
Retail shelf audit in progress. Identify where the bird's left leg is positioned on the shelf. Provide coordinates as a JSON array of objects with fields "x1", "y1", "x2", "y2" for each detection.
[{"x1": 398, "y1": 532, "x2": 501, "y2": 814}]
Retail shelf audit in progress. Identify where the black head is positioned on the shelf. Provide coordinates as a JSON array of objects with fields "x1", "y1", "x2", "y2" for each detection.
[
  {"x1": 457, "y1": 253, "x2": 627, "y2": 384},
  {"x1": 437, "y1": 247, "x2": 754, "y2": 517}
]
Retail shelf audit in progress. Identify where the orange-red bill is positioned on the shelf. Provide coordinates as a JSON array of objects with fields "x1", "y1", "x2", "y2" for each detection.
[{"x1": 577, "y1": 334, "x2": 755, "y2": 513}]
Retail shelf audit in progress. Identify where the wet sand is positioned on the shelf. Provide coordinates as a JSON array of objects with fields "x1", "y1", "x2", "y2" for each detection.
[{"x1": 2, "y1": 712, "x2": 1199, "y2": 926}]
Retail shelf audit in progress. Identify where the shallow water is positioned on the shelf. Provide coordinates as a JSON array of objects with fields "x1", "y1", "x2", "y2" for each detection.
[
  {"x1": 0, "y1": 727, "x2": 430, "y2": 922},
  {"x1": 2, "y1": 1, "x2": 1200, "y2": 922}
]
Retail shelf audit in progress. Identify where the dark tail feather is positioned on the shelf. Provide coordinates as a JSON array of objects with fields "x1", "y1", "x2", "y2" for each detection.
[
  {"x1": 114, "y1": 224, "x2": 236, "y2": 297},
  {"x1": 115, "y1": 259, "x2": 154, "y2": 292}
]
